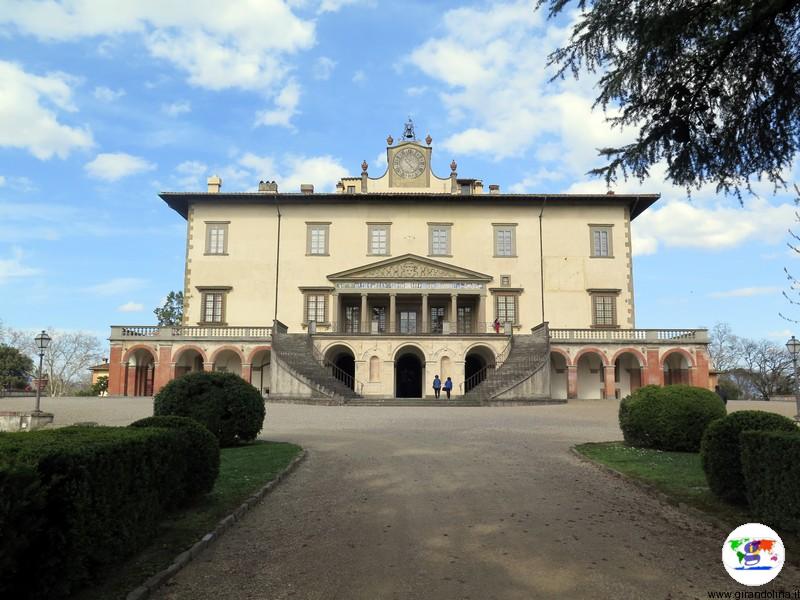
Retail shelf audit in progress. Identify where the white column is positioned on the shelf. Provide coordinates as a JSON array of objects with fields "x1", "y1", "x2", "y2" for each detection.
[
  {"x1": 421, "y1": 293, "x2": 429, "y2": 334},
  {"x1": 389, "y1": 293, "x2": 396, "y2": 333},
  {"x1": 450, "y1": 293, "x2": 458, "y2": 334},
  {"x1": 477, "y1": 293, "x2": 486, "y2": 333},
  {"x1": 361, "y1": 293, "x2": 369, "y2": 332},
  {"x1": 330, "y1": 291, "x2": 339, "y2": 332}
]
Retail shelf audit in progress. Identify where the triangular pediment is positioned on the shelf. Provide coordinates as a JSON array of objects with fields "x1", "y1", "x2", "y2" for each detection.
[{"x1": 328, "y1": 254, "x2": 492, "y2": 281}]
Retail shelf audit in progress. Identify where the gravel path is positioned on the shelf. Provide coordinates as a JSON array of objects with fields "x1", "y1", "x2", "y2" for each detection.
[
  {"x1": 142, "y1": 400, "x2": 795, "y2": 600},
  {"x1": 4, "y1": 397, "x2": 797, "y2": 597}
]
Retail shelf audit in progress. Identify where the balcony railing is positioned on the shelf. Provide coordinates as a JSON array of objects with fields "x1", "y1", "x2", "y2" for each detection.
[
  {"x1": 315, "y1": 321, "x2": 510, "y2": 335},
  {"x1": 548, "y1": 328, "x2": 708, "y2": 343},
  {"x1": 110, "y1": 325, "x2": 273, "y2": 341}
]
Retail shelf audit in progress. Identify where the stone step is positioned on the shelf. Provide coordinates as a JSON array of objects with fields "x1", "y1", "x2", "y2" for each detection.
[{"x1": 272, "y1": 333, "x2": 361, "y2": 399}]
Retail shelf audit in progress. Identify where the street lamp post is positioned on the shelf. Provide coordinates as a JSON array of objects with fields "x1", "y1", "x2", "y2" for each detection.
[
  {"x1": 33, "y1": 330, "x2": 51, "y2": 414},
  {"x1": 786, "y1": 335, "x2": 800, "y2": 422}
]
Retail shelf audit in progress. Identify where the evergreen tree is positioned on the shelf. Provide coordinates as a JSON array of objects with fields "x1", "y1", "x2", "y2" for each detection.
[
  {"x1": 538, "y1": 0, "x2": 800, "y2": 195},
  {"x1": 154, "y1": 291, "x2": 184, "y2": 326}
]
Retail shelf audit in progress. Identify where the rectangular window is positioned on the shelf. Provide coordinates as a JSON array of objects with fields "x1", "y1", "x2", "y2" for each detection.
[
  {"x1": 368, "y1": 224, "x2": 390, "y2": 255},
  {"x1": 457, "y1": 306, "x2": 473, "y2": 334},
  {"x1": 307, "y1": 223, "x2": 330, "y2": 255},
  {"x1": 205, "y1": 222, "x2": 229, "y2": 254},
  {"x1": 305, "y1": 294, "x2": 326, "y2": 324},
  {"x1": 371, "y1": 306, "x2": 387, "y2": 333},
  {"x1": 347, "y1": 185, "x2": 356, "y2": 193},
  {"x1": 592, "y1": 295, "x2": 617, "y2": 326},
  {"x1": 202, "y1": 292, "x2": 224, "y2": 323},
  {"x1": 399, "y1": 311, "x2": 417, "y2": 334},
  {"x1": 500, "y1": 275, "x2": 511, "y2": 287},
  {"x1": 495, "y1": 295, "x2": 517, "y2": 325},
  {"x1": 460, "y1": 183, "x2": 472, "y2": 195},
  {"x1": 493, "y1": 224, "x2": 516, "y2": 257},
  {"x1": 430, "y1": 306, "x2": 445, "y2": 334},
  {"x1": 344, "y1": 305, "x2": 361, "y2": 333},
  {"x1": 429, "y1": 223, "x2": 452, "y2": 256},
  {"x1": 590, "y1": 225, "x2": 613, "y2": 257}
]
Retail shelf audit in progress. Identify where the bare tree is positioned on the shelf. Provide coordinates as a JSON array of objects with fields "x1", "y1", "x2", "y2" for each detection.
[
  {"x1": 707, "y1": 322, "x2": 742, "y2": 373},
  {"x1": 738, "y1": 339, "x2": 794, "y2": 401},
  {"x1": 0, "y1": 325, "x2": 104, "y2": 396}
]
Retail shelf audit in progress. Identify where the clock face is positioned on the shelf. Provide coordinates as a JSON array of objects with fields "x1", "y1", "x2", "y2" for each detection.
[{"x1": 392, "y1": 147, "x2": 426, "y2": 179}]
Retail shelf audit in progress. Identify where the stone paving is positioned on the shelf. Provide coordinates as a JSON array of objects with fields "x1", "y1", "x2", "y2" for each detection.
[{"x1": 2, "y1": 396, "x2": 798, "y2": 598}]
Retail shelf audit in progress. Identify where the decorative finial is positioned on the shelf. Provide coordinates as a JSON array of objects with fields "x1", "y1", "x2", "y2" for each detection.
[
  {"x1": 361, "y1": 160, "x2": 368, "y2": 173},
  {"x1": 425, "y1": 133, "x2": 432, "y2": 145},
  {"x1": 450, "y1": 159, "x2": 457, "y2": 172},
  {"x1": 403, "y1": 117, "x2": 416, "y2": 141},
  {"x1": 386, "y1": 134, "x2": 394, "y2": 145}
]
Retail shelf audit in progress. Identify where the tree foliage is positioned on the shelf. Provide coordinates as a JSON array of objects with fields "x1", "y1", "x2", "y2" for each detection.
[
  {"x1": 538, "y1": 0, "x2": 800, "y2": 194},
  {"x1": 154, "y1": 291, "x2": 184, "y2": 326},
  {"x1": 0, "y1": 345, "x2": 34, "y2": 390}
]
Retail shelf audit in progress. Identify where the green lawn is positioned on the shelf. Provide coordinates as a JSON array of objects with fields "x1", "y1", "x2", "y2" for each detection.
[
  {"x1": 575, "y1": 442, "x2": 750, "y2": 524},
  {"x1": 575, "y1": 441, "x2": 800, "y2": 558},
  {"x1": 74, "y1": 440, "x2": 302, "y2": 600}
]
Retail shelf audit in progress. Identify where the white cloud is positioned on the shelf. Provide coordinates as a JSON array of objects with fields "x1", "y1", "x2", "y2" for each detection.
[
  {"x1": 209, "y1": 152, "x2": 345, "y2": 192},
  {"x1": 352, "y1": 69, "x2": 366, "y2": 83},
  {"x1": 1, "y1": 2, "x2": 319, "y2": 129},
  {"x1": 0, "y1": 176, "x2": 5, "y2": 186},
  {"x1": 281, "y1": 155, "x2": 347, "y2": 192},
  {"x1": 117, "y1": 301, "x2": 144, "y2": 312},
  {"x1": 161, "y1": 100, "x2": 191, "y2": 116},
  {"x1": 85, "y1": 152, "x2": 156, "y2": 181},
  {"x1": 709, "y1": 287, "x2": 782, "y2": 299},
  {"x1": 406, "y1": 85, "x2": 427, "y2": 97},
  {"x1": 318, "y1": 0, "x2": 365, "y2": 13},
  {"x1": 0, "y1": 60, "x2": 93, "y2": 159},
  {"x1": 313, "y1": 56, "x2": 336, "y2": 80},
  {"x1": 174, "y1": 160, "x2": 207, "y2": 189},
  {"x1": 767, "y1": 329, "x2": 793, "y2": 339},
  {"x1": 632, "y1": 198, "x2": 796, "y2": 256},
  {"x1": 255, "y1": 79, "x2": 300, "y2": 128},
  {"x1": 93, "y1": 85, "x2": 125, "y2": 102},
  {"x1": 0, "y1": 247, "x2": 40, "y2": 284},
  {"x1": 87, "y1": 277, "x2": 146, "y2": 296}
]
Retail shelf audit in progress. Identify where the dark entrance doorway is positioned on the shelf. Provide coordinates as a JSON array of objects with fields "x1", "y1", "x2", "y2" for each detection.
[
  {"x1": 333, "y1": 353, "x2": 355, "y2": 390},
  {"x1": 395, "y1": 353, "x2": 423, "y2": 398},
  {"x1": 464, "y1": 354, "x2": 486, "y2": 393}
]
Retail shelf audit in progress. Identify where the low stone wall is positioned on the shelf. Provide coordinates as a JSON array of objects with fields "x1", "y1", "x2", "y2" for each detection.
[{"x1": 0, "y1": 411, "x2": 55, "y2": 432}]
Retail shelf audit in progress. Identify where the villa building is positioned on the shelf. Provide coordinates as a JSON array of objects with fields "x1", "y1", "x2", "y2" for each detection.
[{"x1": 107, "y1": 120, "x2": 710, "y2": 402}]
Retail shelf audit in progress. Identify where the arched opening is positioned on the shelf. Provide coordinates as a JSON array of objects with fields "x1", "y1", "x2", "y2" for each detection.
[
  {"x1": 550, "y1": 351, "x2": 568, "y2": 400},
  {"x1": 614, "y1": 352, "x2": 643, "y2": 399},
  {"x1": 174, "y1": 348, "x2": 204, "y2": 378},
  {"x1": 251, "y1": 349, "x2": 271, "y2": 396},
  {"x1": 213, "y1": 350, "x2": 242, "y2": 376},
  {"x1": 126, "y1": 348, "x2": 156, "y2": 396},
  {"x1": 464, "y1": 345, "x2": 495, "y2": 393},
  {"x1": 324, "y1": 345, "x2": 356, "y2": 390},
  {"x1": 577, "y1": 351, "x2": 605, "y2": 399},
  {"x1": 663, "y1": 351, "x2": 691, "y2": 385},
  {"x1": 395, "y1": 346, "x2": 424, "y2": 398}
]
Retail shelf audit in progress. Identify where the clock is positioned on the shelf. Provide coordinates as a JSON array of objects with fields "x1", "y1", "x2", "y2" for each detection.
[{"x1": 392, "y1": 147, "x2": 426, "y2": 179}]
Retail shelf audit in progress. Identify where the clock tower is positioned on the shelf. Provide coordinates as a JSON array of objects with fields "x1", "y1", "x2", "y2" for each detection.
[{"x1": 387, "y1": 118, "x2": 433, "y2": 188}]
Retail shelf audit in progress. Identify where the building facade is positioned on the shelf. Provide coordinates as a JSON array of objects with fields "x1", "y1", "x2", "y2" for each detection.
[{"x1": 107, "y1": 122, "x2": 710, "y2": 402}]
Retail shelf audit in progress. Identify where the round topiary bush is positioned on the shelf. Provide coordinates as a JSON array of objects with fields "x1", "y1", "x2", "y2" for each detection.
[
  {"x1": 129, "y1": 415, "x2": 220, "y2": 498},
  {"x1": 153, "y1": 371, "x2": 265, "y2": 447},
  {"x1": 619, "y1": 384, "x2": 726, "y2": 452},
  {"x1": 700, "y1": 410, "x2": 798, "y2": 504}
]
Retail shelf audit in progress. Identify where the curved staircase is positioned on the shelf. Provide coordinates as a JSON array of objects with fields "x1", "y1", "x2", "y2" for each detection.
[
  {"x1": 271, "y1": 332, "x2": 361, "y2": 401},
  {"x1": 463, "y1": 324, "x2": 551, "y2": 402}
]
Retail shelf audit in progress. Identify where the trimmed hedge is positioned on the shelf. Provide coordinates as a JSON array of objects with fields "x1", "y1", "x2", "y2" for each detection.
[
  {"x1": 154, "y1": 371, "x2": 265, "y2": 447},
  {"x1": 700, "y1": 410, "x2": 798, "y2": 504},
  {"x1": 0, "y1": 425, "x2": 213, "y2": 600},
  {"x1": 618, "y1": 385, "x2": 726, "y2": 451},
  {"x1": 741, "y1": 430, "x2": 800, "y2": 533},
  {"x1": 130, "y1": 415, "x2": 220, "y2": 497}
]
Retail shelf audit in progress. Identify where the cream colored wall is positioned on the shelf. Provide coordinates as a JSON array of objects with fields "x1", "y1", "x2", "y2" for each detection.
[{"x1": 185, "y1": 199, "x2": 632, "y2": 331}]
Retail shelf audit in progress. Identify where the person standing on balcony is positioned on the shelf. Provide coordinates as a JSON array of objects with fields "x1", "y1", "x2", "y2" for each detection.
[
  {"x1": 443, "y1": 377, "x2": 453, "y2": 399},
  {"x1": 432, "y1": 375, "x2": 442, "y2": 399},
  {"x1": 493, "y1": 317, "x2": 501, "y2": 334}
]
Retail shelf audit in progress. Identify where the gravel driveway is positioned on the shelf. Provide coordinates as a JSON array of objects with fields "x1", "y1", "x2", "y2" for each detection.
[
  {"x1": 144, "y1": 400, "x2": 795, "y2": 600},
  {"x1": 3, "y1": 397, "x2": 797, "y2": 597}
]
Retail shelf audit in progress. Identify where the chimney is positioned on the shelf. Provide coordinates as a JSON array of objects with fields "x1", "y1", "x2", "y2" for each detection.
[
  {"x1": 489, "y1": 184, "x2": 500, "y2": 194},
  {"x1": 300, "y1": 184, "x2": 314, "y2": 194},
  {"x1": 474, "y1": 180, "x2": 484, "y2": 194},
  {"x1": 258, "y1": 180, "x2": 268, "y2": 192},
  {"x1": 336, "y1": 181, "x2": 344, "y2": 194},
  {"x1": 207, "y1": 175, "x2": 222, "y2": 193}
]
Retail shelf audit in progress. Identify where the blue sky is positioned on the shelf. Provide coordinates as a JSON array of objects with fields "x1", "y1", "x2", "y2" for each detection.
[{"x1": 0, "y1": 0, "x2": 798, "y2": 346}]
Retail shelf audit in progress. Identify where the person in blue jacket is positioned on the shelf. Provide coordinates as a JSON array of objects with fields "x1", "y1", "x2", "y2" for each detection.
[
  {"x1": 432, "y1": 374, "x2": 441, "y2": 398},
  {"x1": 443, "y1": 376, "x2": 453, "y2": 399}
]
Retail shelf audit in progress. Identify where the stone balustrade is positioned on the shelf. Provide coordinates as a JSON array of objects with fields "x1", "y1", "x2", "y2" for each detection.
[
  {"x1": 548, "y1": 328, "x2": 708, "y2": 344},
  {"x1": 110, "y1": 325, "x2": 273, "y2": 341}
]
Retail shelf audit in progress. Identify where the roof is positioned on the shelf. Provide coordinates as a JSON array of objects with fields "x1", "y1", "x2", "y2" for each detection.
[
  {"x1": 88, "y1": 362, "x2": 110, "y2": 372},
  {"x1": 160, "y1": 192, "x2": 659, "y2": 221}
]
